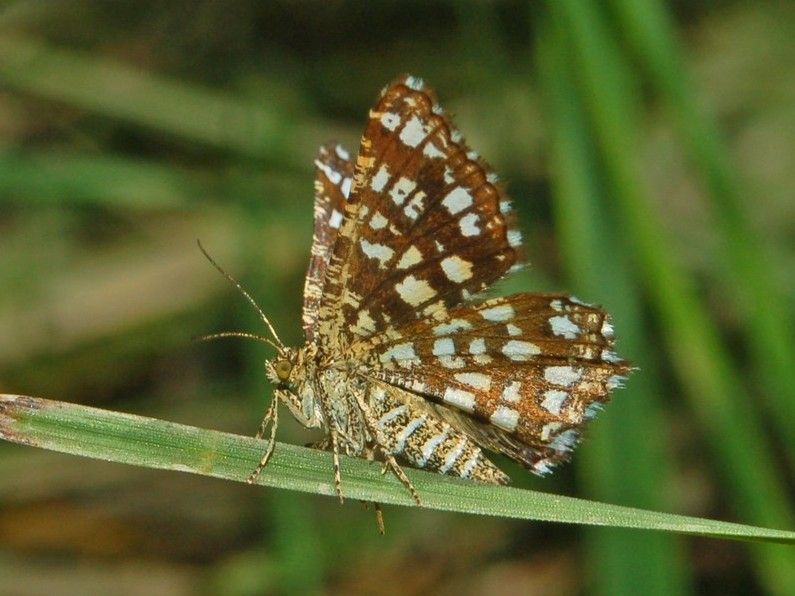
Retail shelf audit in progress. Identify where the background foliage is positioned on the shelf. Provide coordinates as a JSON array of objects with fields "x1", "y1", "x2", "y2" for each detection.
[{"x1": 1, "y1": 1, "x2": 793, "y2": 594}]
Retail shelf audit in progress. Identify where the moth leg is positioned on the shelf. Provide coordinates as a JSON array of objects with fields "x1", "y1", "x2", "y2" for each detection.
[
  {"x1": 362, "y1": 445, "x2": 386, "y2": 534},
  {"x1": 374, "y1": 502, "x2": 385, "y2": 535},
  {"x1": 306, "y1": 437, "x2": 331, "y2": 450},
  {"x1": 381, "y1": 453, "x2": 421, "y2": 506},
  {"x1": 254, "y1": 398, "x2": 275, "y2": 440},
  {"x1": 353, "y1": 392, "x2": 422, "y2": 506},
  {"x1": 247, "y1": 399, "x2": 279, "y2": 484},
  {"x1": 313, "y1": 438, "x2": 383, "y2": 530},
  {"x1": 330, "y1": 429, "x2": 344, "y2": 504}
]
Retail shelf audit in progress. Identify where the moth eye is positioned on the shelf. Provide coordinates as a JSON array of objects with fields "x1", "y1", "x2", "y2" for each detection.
[{"x1": 274, "y1": 359, "x2": 292, "y2": 381}]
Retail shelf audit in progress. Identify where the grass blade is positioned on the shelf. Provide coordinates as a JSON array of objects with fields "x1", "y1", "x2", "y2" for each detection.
[
  {"x1": 1, "y1": 394, "x2": 794, "y2": 545},
  {"x1": 538, "y1": 19, "x2": 691, "y2": 595},
  {"x1": 0, "y1": 35, "x2": 324, "y2": 168},
  {"x1": 609, "y1": 0, "x2": 795, "y2": 472},
  {"x1": 552, "y1": 1, "x2": 795, "y2": 592}
]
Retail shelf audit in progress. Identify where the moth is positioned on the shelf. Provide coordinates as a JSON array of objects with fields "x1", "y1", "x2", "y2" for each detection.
[{"x1": 204, "y1": 75, "x2": 630, "y2": 509}]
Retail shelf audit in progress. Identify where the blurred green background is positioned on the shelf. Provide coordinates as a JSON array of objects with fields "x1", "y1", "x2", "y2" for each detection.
[{"x1": 1, "y1": 1, "x2": 793, "y2": 595}]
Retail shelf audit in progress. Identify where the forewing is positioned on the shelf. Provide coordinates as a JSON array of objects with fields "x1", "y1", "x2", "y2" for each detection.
[
  {"x1": 302, "y1": 142, "x2": 354, "y2": 342},
  {"x1": 317, "y1": 76, "x2": 522, "y2": 344},
  {"x1": 366, "y1": 293, "x2": 632, "y2": 474}
]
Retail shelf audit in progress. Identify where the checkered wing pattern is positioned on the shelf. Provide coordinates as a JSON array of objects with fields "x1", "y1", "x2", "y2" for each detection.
[
  {"x1": 284, "y1": 75, "x2": 631, "y2": 491},
  {"x1": 317, "y1": 76, "x2": 522, "y2": 343},
  {"x1": 302, "y1": 143, "x2": 354, "y2": 342},
  {"x1": 369, "y1": 294, "x2": 631, "y2": 474}
]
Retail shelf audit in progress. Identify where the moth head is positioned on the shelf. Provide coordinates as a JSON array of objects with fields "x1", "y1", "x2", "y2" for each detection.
[
  {"x1": 265, "y1": 348, "x2": 322, "y2": 429},
  {"x1": 264, "y1": 349, "x2": 298, "y2": 387},
  {"x1": 273, "y1": 358, "x2": 293, "y2": 382}
]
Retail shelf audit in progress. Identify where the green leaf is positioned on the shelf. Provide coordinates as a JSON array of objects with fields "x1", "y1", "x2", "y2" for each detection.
[{"x1": 1, "y1": 394, "x2": 794, "y2": 545}]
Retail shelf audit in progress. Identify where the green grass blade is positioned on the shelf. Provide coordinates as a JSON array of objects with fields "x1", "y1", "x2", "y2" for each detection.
[
  {"x1": 0, "y1": 35, "x2": 323, "y2": 168},
  {"x1": 538, "y1": 20, "x2": 691, "y2": 596},
  {"x1": 552, "y1": 1, "x2": 795, "y2": 592},
  {"x1": 609, "y1": 0, "x2": 795, "y2": 472},
  {"x1": 0, "y1": 150, "x2": 201, "y2": 208},
  {"x1": 1, "y1": 394, "x2": 794, "y2": 545}
]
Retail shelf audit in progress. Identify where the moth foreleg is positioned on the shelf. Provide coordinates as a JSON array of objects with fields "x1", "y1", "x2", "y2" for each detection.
[
  {"x1": 247, "y1": 399, "x2": 279, "y2": 484},
  {"x1": 254, "y1": 398, "x2": 275, "y2": 440}
]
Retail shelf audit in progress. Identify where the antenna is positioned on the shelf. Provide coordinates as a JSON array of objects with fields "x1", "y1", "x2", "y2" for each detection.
[
  {"x1": 197, "y1": 240, "x2": 285, "y2": 350},
  {"x1": 197, "y1": 331, "x2": 282, "y2": 353}
]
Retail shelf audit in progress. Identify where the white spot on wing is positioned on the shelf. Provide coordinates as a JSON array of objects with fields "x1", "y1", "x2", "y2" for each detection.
[
  {"x1": 601, "y1": 319, "x2": 614, "y2": 338},
  {"x1": 506, "y1": 323, "x2": 521, "y2": 336},
  {"x1": 315, "y1": 159, "x2": 342, "y2": 184},
  {"x1": 541, "y1": 389, "x2": 568, "y2": 415},
  {"x1": 432, "y1": 338, "x2": 455, "y2": 356},
  {"x1": 399, "y1": 115, "x2": 428, "y2": 147},
  {"x1": 369, "y1": 211, "x2": 388, "y2": 230},
  {"x1": 389, "y1": 176, "x2": 416, "y2": 206},
  {"x1": 459, "y1": 212, "x2": 480, "y2": 237},
  {"x1": 397, "y1": 245, "x2": 423, "y2": 269},
  {"x1": 340, "y1": 177, "x2": 352, "y2": 199},
  {"x1": 442, "y1": 187, "x2": 473, "y2": 214},
  {"x1": 335, "y1": 145, "x2": 350, "y2": 160},
  {"x1": 508, "y1": 229, "x2": 522, "y2": 247},
  {"x1": 490, "y1": 406, "x2": 520, "y2": 432},
  {"x1": 423, "y1": 142, "x2": 444, "y2": 158},
  {"x1": 501, "y1": 340, "x2": 540, "y2": 361},
  {"x1": 544, "y1": 366, "x2": 582, "y2": 387},
  {"x1": 473, "y1": 354, "x2": 492, "y2": 365},
  {"x1": 404, "y1": 76, "x2": 423, "y2": 90},
  {"x1": 440, "y1": 255, "x2": 474, "y2": 283},
  {"x1": 360, "y1": 239, "x2": 394, "y2": 267},
  {"x1": 403, "y1": 192, "x2": 425, "y2": 220},
  {"x1": 380, "y1": 112, "x2": 400, "y2": 131},
  {"x1": 329, "y1": 209, "x2": 343, "y2": 229},
  {"x1": 480, "y1": 304, "x2": 515, "y2": 321},
  {"x1": 433, "y1": 319, "x2": 472, "y2": 336},
  {"x1": 549, "y1": 429, "x2": 579, "y2": 452},
  {"x1": 370, "y1": 164, "x2": 391, "y2": 192},
  {"x1": 352, "y1": 309, "x2": 376, "y2": 336},
  {"x1": 454, "y1": 372, "x2": 491, "y2": 390},
  {"x1": 379, "y1": 342, "x2": 417, "y2": 364},
  {"x1": 443, "y1": 387, "x2": 476, "y2": 412},
  {"x1": 395, "y1": 275, "x2": 436, "y2": 306},
  {"x1": 549, "y1": 315, "x2": 581, "y2": 339},
  {"x1": 468, "y1": 338, "x2": 487, "y2": 354},
  {"x1": 501, "y1": 381, "x2": 521, "y2": 403}
]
